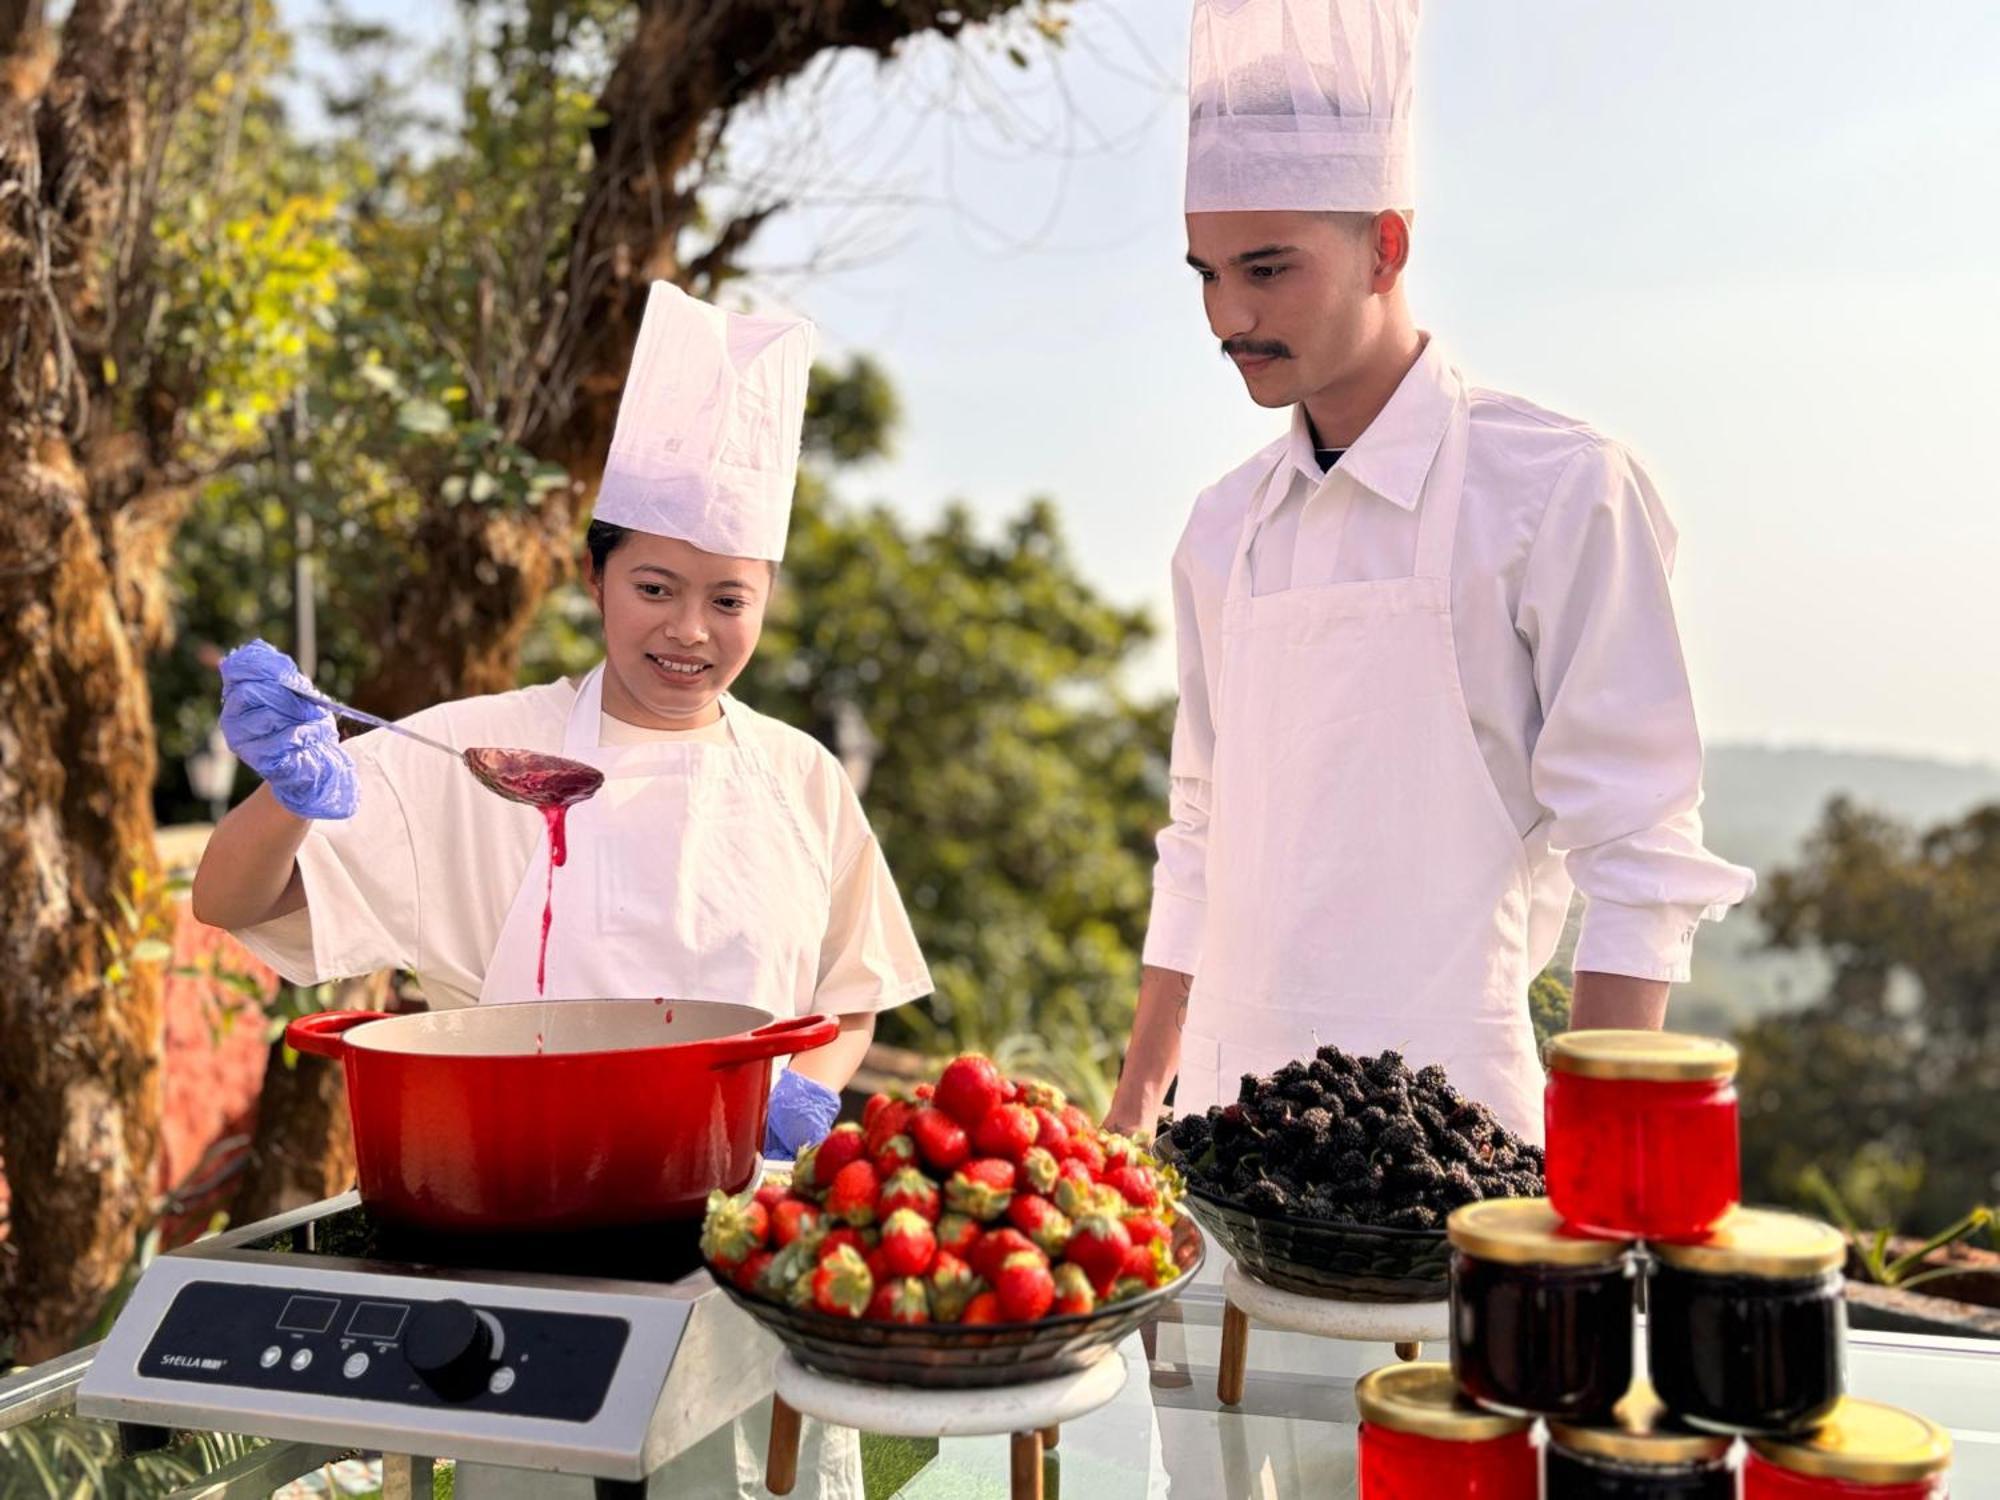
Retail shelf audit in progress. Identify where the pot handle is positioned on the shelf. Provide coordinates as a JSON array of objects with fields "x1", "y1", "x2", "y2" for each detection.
[
  {"x1": 703, "y1": 1014, "x2": 839, "y2": 1070},
  {"x1": 286, "y1": 1009, "x2": 393, "y2": 1060}
]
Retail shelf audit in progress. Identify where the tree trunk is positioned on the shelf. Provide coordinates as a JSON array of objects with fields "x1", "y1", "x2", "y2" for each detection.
[
  {"x1": 0, "y1": 0, "x2": 188, "y2": 1361},
  {"x1": 227, "y1": 974, "x2": 389, "y2": 1226},
  {"x1": 366, "y1": 0, "x2": 1052, "y2": 706}
]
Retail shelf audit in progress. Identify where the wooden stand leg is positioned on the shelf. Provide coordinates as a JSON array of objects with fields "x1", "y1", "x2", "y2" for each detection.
[
  {"x1": 1218, "y1": 1300, "x2": 1250, "y2": 1406},
  {"x1": 1011, "y1": 1430, "x2": 1044, "y2": 1500},
  {"x1": 766, "y1": 1396, "x2": 802, "y2": 1496},
  {"x1": 1394, "y1": 1340, "x2": 1422, "y2": 1363},
  {"x1": 380, "y1": 1456, "x2": 433, "y2": 1500},
  {"x1": 1041, "y1": 1424, "x2": 1060, "y2": 1450}
]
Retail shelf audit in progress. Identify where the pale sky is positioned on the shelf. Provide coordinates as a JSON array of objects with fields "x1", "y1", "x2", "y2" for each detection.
[{"x1": 298, "y1": 1, "x2": 2000, "y2": 766}]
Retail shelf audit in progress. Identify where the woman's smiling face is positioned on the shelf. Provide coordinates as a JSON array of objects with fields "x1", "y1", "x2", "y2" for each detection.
[{"x1": 587, "y1": 530, "x2": 770, "y2": 729}]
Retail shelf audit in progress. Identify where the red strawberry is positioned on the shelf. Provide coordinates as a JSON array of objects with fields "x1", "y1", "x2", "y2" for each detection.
[
  {"x1": 927, "y1": 1251, "x2": 983, "y2": 1322},
  {"x1": 1059, "y1": 1104, "x2": 1094, "y2": 1140},
  {"x1": 1020, "y1": 1080, "x2": 1068, "y2": 1112},
  {"x1": 961, "y1": 1291, "x2": 1003, "y2": 1326},
  {"x1": 699, "y1": 1190, "x2": 769, "y2": 1269},
  {"x1": 1000, "y1": 1078, "x2": 1022, "y2": 1105},
  {"x1": 935, "y1": 1055, "x2": 1005, "y2": 1128},
  {"x1": 1124, "y1": 1212, "x2": 1169, "y2": 1248},
  {"x1": 865, "y1": 1280, "x2": 898, "y2": 1321},
  {"x1": 1052, "y1": 1262, "x2": 1096, "y2": 1316},
  {"x1": 772, "y1": 1199, "x2": 823, "y2": 1248},
  {"x1": 880, "y1": 1208, "x2": 938, "y2": 1279},
  {"x1": 873, "y1": 1133, "x2": 918, "y2": 1179},
  {"x1": 1057, "y1": 1155, "x2": 1095, "y2": 1191},
  {"x1": 944, "y1": 1158, "x2": 1015, "y2": 1222},
  {"x1": 909, "y1": 1107, "x2": 972, "y2": 1173},
  {"x1": 1030, "y1": 1106, "x2": 1070, "y2": 1155},
  {"x1": 1006, "y1": 1195, "x2": 1073, "y2": 1257},
  {"x1": 816, "y1": 1226, "x2": 869, "y2": 1263},
  {"x1": 754, "y1": 1181, "x2": 790, "y2": 1212},
  {"x1": 1064, "y1": 1214, "x2": 1133, "y2": 1295},
  {"x1": 826, "y1": 1160, "x2": 883, "y2": 1228},
  {"x1": 862, "y1": 1092, "x2": 897, "y2": 1133},
  {"x1": 1017, "y1": 1146, "x2": 1061, "y2": 1196},
  {"x1": 1104, "y1": 1163, "x2": 1160, "y2": 1211},
  {"x1": 974, "y1": 1103, "x2": 1039, "y2": 1162},
  {"x1": 995, "y1": 1251, "x2": 1055, "y2": 1322},
  {"x1": 872, "y1": 1276, "x2": 932, "y2": 1325},
  {"x1": 733, "y1": 1249, "x2": 775, "y2": 1294},
  {"x1": 935, "y1": 1212, "x2": 981, "y2": 1258},
  {"x1": 913, "y1": 1081, "x2": 936, "y2": 1101},
  {"x1": 865, "y1": 1098, "x2": 914, "y2": 1159},
  {"x1": 1101, "y1": 1274, "x2": 1149, "y2": 1305},
  {"x1": 1067, "y1": 1134, "x2": 1107, "y2": 1177},
  {"x1": 1055, "y1": 1175, "x2": 1122, "y2": 1222},
  {"x1": 866, "y1": 1247, "x2": 893, "y2": 1284},
  {"x1": 811, "y1": 1244, "x2": 873, "y2": 1318},
  {"x1": 969, "y1": 1227, "x2": 1043, "y2": 1284},
  {"x1": 1121, "y1": 1240, "x2": 1162, "y2": 1288},
  {"x1": 880, "y1": 1167, "x2": 942, "y2": 1223},
  {"x1": 803, "y1": 1123, "x2": 868, "y2": 1195}
]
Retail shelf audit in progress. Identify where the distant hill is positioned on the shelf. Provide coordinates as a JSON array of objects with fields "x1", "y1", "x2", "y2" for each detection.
[{"x1": 1668, "y1": 744, "x2": 2000, "y2": 1034}]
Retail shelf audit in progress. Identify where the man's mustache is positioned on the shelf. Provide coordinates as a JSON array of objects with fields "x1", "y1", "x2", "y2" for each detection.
[{"x1": 1222, "y1": 339, "x2": 1293, "y2": 360}]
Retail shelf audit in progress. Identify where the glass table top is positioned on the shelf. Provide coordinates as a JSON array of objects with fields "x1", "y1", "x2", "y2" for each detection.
[{"x1": 5, "y1": 1252, "x2": 1995, "y2": 1497}]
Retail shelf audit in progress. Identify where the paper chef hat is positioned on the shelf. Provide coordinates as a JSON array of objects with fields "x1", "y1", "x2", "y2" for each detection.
[
  {"x1": 592, "y1": 282, "x2": 818, "y2": 562},
  {"x1": 1185, "y1": 0, "x2": 1420, "y2": 214}
]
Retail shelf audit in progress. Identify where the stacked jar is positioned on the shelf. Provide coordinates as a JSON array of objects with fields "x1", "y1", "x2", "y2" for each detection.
[{"x1": 1354, "y1": 1029, "x2": 1956, "y2": 1497}]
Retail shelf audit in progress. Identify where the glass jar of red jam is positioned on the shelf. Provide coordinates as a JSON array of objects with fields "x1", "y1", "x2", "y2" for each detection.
[
  {"x1": 1746, "y1": 1398, "x2": 1952, "y2": 1498},
  {"x1": 1448, "y1": 1197, "x2": 1635, "y2": 1421},
  {"x1": 1647, "y1": 1207, "x2": 1847, "y2": 1434},
  {"x1": 1544, "y1": 1030, "x2": 1740, "y2": 1241},
  {"x1": 1547, "y1": 1382, "x2": 1736, "y2": 1498},
  {"x1": 1355, "y1": 1361, "x2": 1537, "y2": 1500}
]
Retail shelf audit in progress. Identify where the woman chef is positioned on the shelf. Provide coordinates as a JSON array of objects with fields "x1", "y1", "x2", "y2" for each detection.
[
  {"x1": 194, "y1": 285, "x2": 917, "y2": 1496},
  {"x1": 192, "y1": 281, "x2": 933, "y2": 1163}
]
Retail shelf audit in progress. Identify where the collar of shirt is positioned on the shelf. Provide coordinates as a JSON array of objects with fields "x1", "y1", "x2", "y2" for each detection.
[{"x1": 1280, "y1": 333, "x2": 1457, "y2": 512}]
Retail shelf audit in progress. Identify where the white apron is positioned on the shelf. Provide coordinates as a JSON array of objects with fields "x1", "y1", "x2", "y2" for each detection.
[
  {"x1": 1177, "y1": 372, "x2": 1548, "y2": 1144},
  {"x1": 478, "y1": 665, "x2": 831, "y2": 1014},
  {"x1": 459, "y1": 665, "x2": 860, "y2": 1500}
]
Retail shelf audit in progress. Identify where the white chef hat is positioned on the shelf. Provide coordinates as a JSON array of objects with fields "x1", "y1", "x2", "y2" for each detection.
[
  {"x1": 1185, "y1": 0, "x2": 1420, "y2": 214},
  {"x1": 592, "y1": 282, "x2": 817, "y2": 562}
]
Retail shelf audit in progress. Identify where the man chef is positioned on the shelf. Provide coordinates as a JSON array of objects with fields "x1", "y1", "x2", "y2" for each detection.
[
  {"x1": 1105, "y1": 0, "x2": 1755, "y2": 1144},
  {"x1": 194, "y1": 283, "x2": 933, "y2": 1166}
]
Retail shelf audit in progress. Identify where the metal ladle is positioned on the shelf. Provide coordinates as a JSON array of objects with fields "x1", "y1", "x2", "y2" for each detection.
[{"x1": 292, "y1": 688, "x2": 604, "y2": 809}]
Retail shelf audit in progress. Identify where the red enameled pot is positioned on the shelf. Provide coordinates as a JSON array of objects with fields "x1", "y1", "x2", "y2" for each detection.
[{"x1": 287, "y1": 999, "x2": 836, "y2": 1233}]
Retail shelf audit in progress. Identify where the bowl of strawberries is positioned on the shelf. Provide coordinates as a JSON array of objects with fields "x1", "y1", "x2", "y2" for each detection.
[{"x1": 700, "y1": 1054, "x2": 1204, "y2": 1389}]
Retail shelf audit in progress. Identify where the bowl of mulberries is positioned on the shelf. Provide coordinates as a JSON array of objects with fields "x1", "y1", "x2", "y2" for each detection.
[{"x1": 1153, "y1": 1046, "x2": 1545, "y2": 1302}]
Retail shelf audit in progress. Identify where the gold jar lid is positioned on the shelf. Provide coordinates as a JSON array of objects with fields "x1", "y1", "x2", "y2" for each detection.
[
  {"x1": 1749, "y1": 1399, "x2": 1952, "y2": 1482},
  {"x1": 1355, "y1": 1362, "x2": 1533, "y2": 1443},
  {"x1": 1448, "y1": 1198, "x2": 1633, "y2": 1267},
  {"x1": 1549, "y1": 1382, "x2": 1734, "y2": 1468},
  {"x1": 1651, "y1": 1208, "x2": 1847, "y2": 1278},
  {"x1": 1547, "y1": 1030, "x2": 1738, "y2": 1082}
]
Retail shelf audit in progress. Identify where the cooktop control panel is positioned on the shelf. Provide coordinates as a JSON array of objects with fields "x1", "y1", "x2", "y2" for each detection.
[{"x1": 140, "y1": 1281, "x2": 629, "y2": 1422}]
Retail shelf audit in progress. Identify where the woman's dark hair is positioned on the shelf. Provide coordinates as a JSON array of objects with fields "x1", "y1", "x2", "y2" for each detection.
[{"x1": 585, "y1": 519, "x2": 631, "y2": 575}]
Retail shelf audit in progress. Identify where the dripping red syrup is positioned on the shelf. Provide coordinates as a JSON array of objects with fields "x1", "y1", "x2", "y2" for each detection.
[{"x1": 460, "y1": 748, "x2": 605, "y2": 998}]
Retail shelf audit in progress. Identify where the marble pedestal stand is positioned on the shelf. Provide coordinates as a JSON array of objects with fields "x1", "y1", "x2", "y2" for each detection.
[
  {"x1": 764, "y1": 1350, "x2": 1128, "y2": 1500},
  {"x1": 1217, "y1": 1260, "x2": 1450, "y2": 1405}
]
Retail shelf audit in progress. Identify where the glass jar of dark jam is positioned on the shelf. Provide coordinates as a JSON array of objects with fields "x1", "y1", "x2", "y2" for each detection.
[
  {"x1": 1545, "y1": 1031, "x2": 1740, "y2": 1242},
  {"x1": 1745, "y1": 1399, "x2": 1953, "y2": 1498},
  {"x1": 1647, "y1": 1207, "x2": 1847, "y2": 1435},
  {"x1": 1448, "y1": 1197, "x2": 1635, "y2": 1421},
  {"x1": 1547, "y1": 1383, "x2": 1736, "y2": 1498},
  {"x1": 1355, "y1": 1361, "x2": 1538, "y2": 1500}
]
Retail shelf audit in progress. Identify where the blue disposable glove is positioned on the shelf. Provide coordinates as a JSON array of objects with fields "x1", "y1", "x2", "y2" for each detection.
[
  {"x1": 218, "y1": 639, "x2": 358, "y2": 820},
  {"x1": 763, "y1": 1069, "x2": 842, "y2": 1163}
]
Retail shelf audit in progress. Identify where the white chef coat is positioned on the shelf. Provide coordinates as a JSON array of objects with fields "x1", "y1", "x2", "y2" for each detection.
[
  {"x1": 1145, "y1": 338, "x2": 1755, "y2": 984},
  {"x1": 235, "y1": 678, "x2": 932, "y2": 1016}
]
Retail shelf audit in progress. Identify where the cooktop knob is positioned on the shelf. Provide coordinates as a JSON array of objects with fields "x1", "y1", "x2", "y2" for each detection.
[{"x1": 405, "y1": 1299, "x2": 497, "y2": 1400}]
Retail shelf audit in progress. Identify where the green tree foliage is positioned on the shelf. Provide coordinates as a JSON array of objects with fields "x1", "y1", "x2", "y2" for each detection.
[{"x1": 1741, "y1": 796, "x2": 2000, "y2": 1235}]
